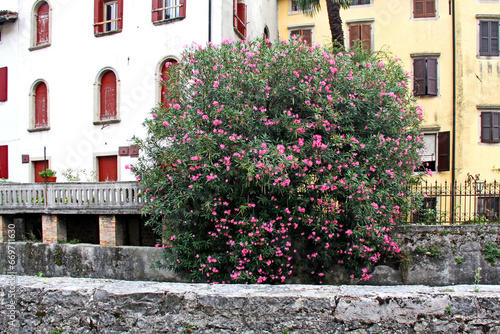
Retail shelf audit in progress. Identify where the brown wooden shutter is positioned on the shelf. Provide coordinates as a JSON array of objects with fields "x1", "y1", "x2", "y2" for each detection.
[
  {"x1": 424, "y1": 0, "x2": 435, "y2": 18},
  {"x1": 349, "y1": 24, "x2": 360, "y2": 49},
  {"x1": 414, "y1": 0, "x2": 425, "y2": 18},
  {"x1": 302, "y1": 29, "x2": 312, "y2": 46},
  {"x1": 361, "y1": 24, "x2": 371, "y2": 50},
  {"x1": 413, "y1": 58, "x2": 426, "y2": 96},
  {"x1": 117, "y1": 0, "x2": 123, "y2": 30},
  {"x1": 490, "y1": 21, "x2": 499, "y2": 56},
  {"x1": 426, "y1": 58, "x2": 438, "y2": 95},
  {"x1": 0, "y1": 145, "x2": 8, "y2": 179},
  {"x1": 99, "y1": 156, "x2": 118, "y2": 182},
  {"x1": 482, "y1": 112, "x2": 492, "y2": 143},
  {"x1": 179, "y1": 0, "x2": 186, "y2": 17},
  {"x1": 100, "y1": 71, "x2": 117, "y2": 120},
  {"x1": 492, "y1": 112, "x2": 500, "y2": 143},
  {"x1": 437, "y1": 131, "x2": 450, "y2": 172},
  {"x1": 152, "y1": 0, "x2": 161, "y2": 22},
  {"x1": 94, "y1": 0, "x2": 103, "y2": 34},
  {"x1": 37, "y1": 2, "x2": 50, "y2": 45},
  {"x1": 0, "y1": 67, "x2": 7, "y2": 102},
  {"x1": 35, "y1": 82, "x2": 48, "y2": 128},
  {"x1": 237, "y1": 3, "x2": 247, "y2": 37}
]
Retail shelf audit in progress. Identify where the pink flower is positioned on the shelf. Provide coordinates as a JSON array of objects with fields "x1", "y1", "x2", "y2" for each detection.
[
  {"x1": 213, "y1": 81, "x2": 219, "y2": 88},
  {"x1": 162, "y1": 121, "x2": 170, "y2": 127}
]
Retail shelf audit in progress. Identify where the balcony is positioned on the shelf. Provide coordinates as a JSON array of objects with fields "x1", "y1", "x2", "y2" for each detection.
[{"x1": 0, "y1": 182, "x2": 143, "y2": 215}]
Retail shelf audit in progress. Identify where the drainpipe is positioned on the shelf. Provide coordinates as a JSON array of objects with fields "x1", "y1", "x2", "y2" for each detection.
[
  {"x1": 208, "y1": 0, "x2": 212, "y2": 42},
  {"x1": 451, "y1": 0, "x2": 457, "y2": 223}
]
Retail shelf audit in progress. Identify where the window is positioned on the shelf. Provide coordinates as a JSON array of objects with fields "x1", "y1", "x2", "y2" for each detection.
[
  {"x1": 159, "y1": 58, "x2": 178, "y2": 105},
  {"x1": 479, "y1": 20, "x2": 499, "y2": 57},
  {"x1": 478, "y1": 197, "x2": 500, "y2": 221},
  {"x1": 413, "y1": 0, "x2": 436, "y2": 19},
  {"x1": 351, "y1": 0, "x2": 371, "y2": 5},
  {"x1": 31, "y1": 81, "x2": 49, "y2": 130},
  {"x1": 419, "y1": 132, "x2": 450, "y2": 172},
  {"x1": 413, "y1": 57, "x2": 438, "y2": 96},
  {"x1": 152, "y1": 0, "x2": 186, "y2": 23},
  {"x1": 0, "y1": 145, "x2": 8, "y2": 179},
  {"x1": 94, "y1": 0, "x2": 123, "y2": 35},
  {"x1": 289, "y1": 28, "x2": 313, "y2": 46},
  {"x1": 233, "y1": 0, "x2": 247, "y2": 39},
  {"x1": 98, "y1": 155, "x2": 118, "y2": 182},
  {"x1": 348, "y1": 22, "x2": 372, "y2": 50},
  {"x1": 30, "y1": 1, "x2": 51, "y2": 50},
  {"x1": 94, "y1": 69, "x2": 120, "y2": 124},
  {"x1": 0, "y1": 67, "x2": 6, "y2": 102},
  {"x1": 481, "y1": 112, "x2": 500, "y2": 143},
  {"x1": 289, "y1": 0, "x2": 311, "y2": 14}
]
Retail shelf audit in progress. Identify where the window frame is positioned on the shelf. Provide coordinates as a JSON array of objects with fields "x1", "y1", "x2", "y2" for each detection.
[
  {"x1": 29, "y1": 0, "x2": 52, "y2": 51},
  {"x1": 28, "y1": 80, "x2": 50, "y2": 132},
  {"x1": 94, "y1": 0, "x2": 123, "y2": 37},
  {"x1": 412, "y1": 54, "x2": 439, "y2": 97},
  {"x1": 152, "y1": 0, "x2": 186, "y2": 25},
  {"x1": 418, "y1": 131, "x2": 450, "y2": 173},
  {"x1": 350, "y1": 0, "x2": 372, "y2": 6},
  {"x1": 346, "y1": 20, "x2": 374, "y2": 51},
  {"x1": 289, "y1": 0, "x2": 312, "y2": 14},
  {"x1": 479, "y1": 110, "x2": 500, "y2": 144},
  {"x1": 289, "y1": 27, "x2": 314, "y2": 46},
  {"x1": 412, "y1": 0, "x2": 437, "y2": 19},
  {"x1": 94, "y1": 68, "x2": 121, "y2": 125},
  {"x1": 478, "y1": 18, "x2": 500, "y2": 57}
]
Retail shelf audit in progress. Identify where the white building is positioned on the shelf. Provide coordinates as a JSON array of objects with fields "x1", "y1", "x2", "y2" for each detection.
[{"x1": 0, "y1": 0, "x2": 278, "y2": 183}]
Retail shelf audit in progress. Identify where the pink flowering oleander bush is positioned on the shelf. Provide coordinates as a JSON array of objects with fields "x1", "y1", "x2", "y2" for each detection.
[{"x1": 132, "y1": 38, "x2": 425, "y2": 284}]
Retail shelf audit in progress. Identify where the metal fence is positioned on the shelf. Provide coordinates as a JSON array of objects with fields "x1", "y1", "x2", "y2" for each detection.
[{"x1": 410, "y1": 180, "x2": 500, "y2": 224}]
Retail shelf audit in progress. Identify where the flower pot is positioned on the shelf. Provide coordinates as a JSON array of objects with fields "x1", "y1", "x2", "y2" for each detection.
[{"x1": 45, "y1": 176, "x2": 57, "y2": 182}]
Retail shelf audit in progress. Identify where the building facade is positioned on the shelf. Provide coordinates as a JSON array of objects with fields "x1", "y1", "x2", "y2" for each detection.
[
  {"x1": 278, "y1": 0, "x2": 500, "y2": 186},
  {"x1": 0, "y1": 0, "x2": 278, "y2": 184}
]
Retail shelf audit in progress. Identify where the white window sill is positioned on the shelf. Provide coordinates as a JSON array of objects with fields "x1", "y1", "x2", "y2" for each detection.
[
  {"x1": 29, "y1": 43, "x2": 51, "y2": 51},
  {"x1": 27, "y1": 126, "x2": 50, "y2": 132}
]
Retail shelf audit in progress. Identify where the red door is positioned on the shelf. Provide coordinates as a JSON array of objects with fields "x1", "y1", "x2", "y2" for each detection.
[
  {"x1": 0, "y1": 145, "x2": 8, "y2": 179},
  {"x1": 34, "y1": 160, "x2": 49, "y2": 183},
  {"x1": 35, "y1": 82, "x2": 48, "y2": 127},
  {"x1": 37, "y1": 2, "x2": 49, "y2": 45},
  {"x1": 99, "y1": 156, "x2": 117, "y2": 182},
  {"x1": 100, "y1": 71, "x2": 117, "y2": 120}
]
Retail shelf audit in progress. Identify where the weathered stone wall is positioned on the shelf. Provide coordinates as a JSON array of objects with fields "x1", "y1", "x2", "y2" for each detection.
[
  {"x1": 1, "y1": 275, "x2": 500, "y2": 333},
  {"x1": 0, "y1": 225, "x2": 499, "y2": 285}
]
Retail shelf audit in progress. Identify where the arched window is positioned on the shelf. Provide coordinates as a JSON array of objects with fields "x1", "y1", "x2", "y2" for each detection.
[
  {"x1": 28, "y1": 80, "x2": 50, "y2": 132},
  {"x1": 30, "y1": 1, "x2": 51, "y2": 50},
  {"x1": 159, "y1": 58, "x2": 178, "y2": 105},
  {"x1": 35, "y1": 82, "x2": 48, "y2": 128},
  {"x1": 94, "y1": 68, "x2": 120, "y2": 124}
]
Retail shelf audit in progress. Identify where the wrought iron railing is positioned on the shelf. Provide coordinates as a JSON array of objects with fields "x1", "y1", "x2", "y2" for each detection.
[
  {"x1": 0, "y1": 182, "x2": 143, "y2": 214},
  {"x1": 409, "y1": 180, "x2": 500, "y2": 224}
]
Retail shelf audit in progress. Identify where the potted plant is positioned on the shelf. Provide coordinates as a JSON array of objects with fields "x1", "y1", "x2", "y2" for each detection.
[{"x1": 39, "y1": 169, "x2": 57, "y2": 182}]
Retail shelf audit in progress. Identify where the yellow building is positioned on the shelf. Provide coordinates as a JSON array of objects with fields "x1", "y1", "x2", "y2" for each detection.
[{"x1": 278, "y1": 0, "x2": 500, "y2": 187}]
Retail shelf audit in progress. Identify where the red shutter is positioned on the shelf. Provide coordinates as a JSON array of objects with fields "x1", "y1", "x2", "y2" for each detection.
[
  {"x1": 94, "y1": 0, "x2": 103, "y2": 34},
  {"x1": 100, "y1": 71, "x2": 117, "y2": 120},
  {"x1": 413, "y1": 58, "x2": 426, "y2": 96},
  {"x1": 437, "y1": 131, "x2": 450, "y2": 172},
  {"x1": 0, "y1": 145, "x2": 8, "y2": 179},
  {"x1": 414, "y1": 0, "x2": 424, "y2": 18},
  {"x1": 0, "y1": 67, "x2": 7, "y2": 102},
  {"x1": 179, "y1": 0, "x2": 186, "y2": 17},
  {"x1": 34, "y1": 160, "x2": 49, "y2": 183},
  {"x1": 482, "y1": 112, "x2": 492, "y2": 143},
  {"x1": 35, "y1": 82, "x2": 48, "y2": 128},
  {"x1": 426, "y1": 58, "x2": 438, "y2": 96},
  {"x1": 161, "y1": 59, "x2": 177, "y2": 105},
  {"x1": 361, "y1": 24, "x2": 371, "y2": 50},
  {"x1": 424, "y1": 0, "x2": 435, "y2": 18},
  {"x1": 237, "y1": 3, "x2": 247, "y2": 37},
  {"x1": 492, "y1": 112, "x2": 500, "y2": 143},
  {"x1": 99, "y1": 156, "x2": 118, "y2": 182},
  {"x1": 152, "y1": 0, "x2": 161, "y2": 22},
  {"x1": 233, "y1": 0, "x2": 238, "y2": 27},
  {"x1": 117, "y1": 0, "x2": 123, "y2": 30},
  {"x1": 349, "y1": 24, "x2": 360, "y2": 49},
  {"x1": 37, "y1": 2, "x2": 50, "y2": 45}
]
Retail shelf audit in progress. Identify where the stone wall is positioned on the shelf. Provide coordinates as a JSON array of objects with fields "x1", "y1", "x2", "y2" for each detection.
[
  {"x1": 1, "y1": 275, "x2": 500, "y2": 333},
  {"x1": 0, "y1": 225, "x2": 499, "y2": 285}
]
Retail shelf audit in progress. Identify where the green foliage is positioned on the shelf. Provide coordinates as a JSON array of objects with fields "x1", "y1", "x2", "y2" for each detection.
[
  {"x1": 482, "y1": 243, "x2": 500, "y2": 266},
  {"x1": 474, "y1": 267, "x2": 482, "y2": 292},
  {"x1": 445, "y1": 306, "x2": 453, "y2": 314},
  {"x1": 454, "y1": 257, "x2": 463, "y2": 264},
  {"x1": 181, "y1": 322, "x2": 196, "y2": 334},
  {"x1": 132, "y1": 39, "x2": 424, "y2": 284},
  {"x1": 39, "y1": 169, "x2": 56, "y2": 177}
]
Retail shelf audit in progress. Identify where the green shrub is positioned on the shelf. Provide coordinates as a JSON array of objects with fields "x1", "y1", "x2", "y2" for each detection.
[{"x1": 132, "y1": 38, "x2": 424, "y2": 283}]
